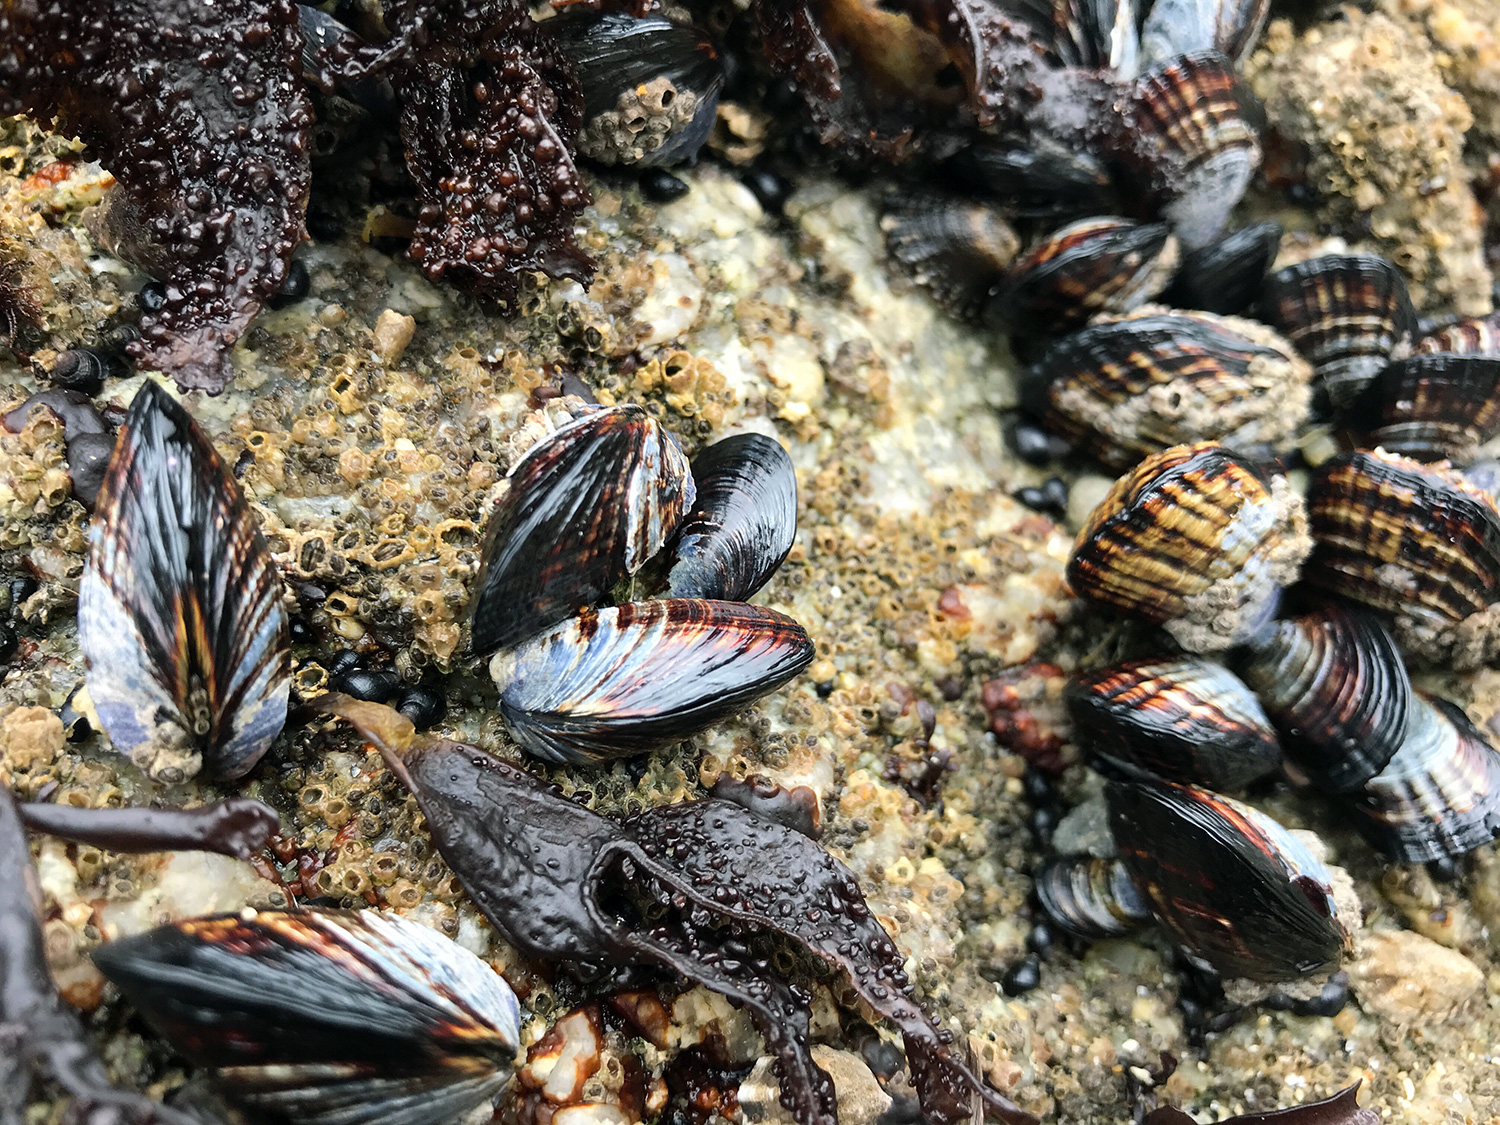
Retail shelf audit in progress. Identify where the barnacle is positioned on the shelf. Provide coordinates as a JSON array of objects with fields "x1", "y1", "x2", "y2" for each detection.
[{"x1": 0, "y1": 0, "x2": 313, "y2": 392}]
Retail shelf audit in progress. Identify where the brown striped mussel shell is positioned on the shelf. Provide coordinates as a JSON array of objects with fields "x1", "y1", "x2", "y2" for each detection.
[
  {"x1": 1034, "y1": 855, "x2": 1152, "y2": 939},
  {"x1": 1065, "y1": 656, "x2": 1281, "y2": 791},
  {"x1": 1235, "y1": 606, "x2": 1411, "y2": 794},
  {"x1": 881, "y1": 193, "x2": 1020, "y2": 318},
  {"x1": 1414, "y1": 311, "x2": 1500, "y2": 357},
  {"x1": 1303, "y1": 450, "x2": 1500, "y2": 669},
  {"x1": 1161, "y1": 220, "x2": 1281, "y2": 317},
  {"x1": 1345, "y1": 353, "x2": 1500, "y2": 464},
  {"x1": 1068, "y1": 441, "x2": 1311, "y2": 652},
  {"x1": 1028, "y1": 309, "x2": 1310, "y2": 470}
]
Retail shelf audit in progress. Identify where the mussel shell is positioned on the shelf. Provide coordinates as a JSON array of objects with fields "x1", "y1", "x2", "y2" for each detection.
[
  {"x1": 1107, "y1": 779, "x2": 1349, "y2": 980},
  {"x1": 1345, "y1": 353, "x2": 1500, "y2": 463},
  {"x1": 491, "y1": 598, "x2": 815, "y2": 764},
  {"x1": 1161, "y1": 220, "x2": 1281, "y2": 316},
  {"x1": 1065, "y1": 657, "x2": 1281, "y2": 790},
  {"x1": 947, "y1": 139, "x2": 1117, "y2": 220},
  {"x1": 1027, "y1": 309, "x2": 1310, "y2": 470},
  {"x1": 667, "y1": 433, "x2": 798, "y2": 602},
  {"x1": 881, "y1": 194, "x2": 1020, "y2": 318},
  {"x1": 1303, "y1": 450, "x2": 1500, "y2": 668},
  {"x1": 1139, "y1": 0, "x2": 1270, "y2": 68},
  {"x1": 1034, "y1": 855, "x2": 1152, "y2": 939},
  {"x1": 1256, "y1": 254, "x2": 1418, "y2": 408},
  {"x1": 547, "y1": 11, "x2": 723, "y2": 167},
  {"x1": 1414, "y1": 312, "x2": 1500, "y2": 357},
  {"x1": 987, "y1": 217, "x2": 1178, "y2": 338},
  {"x1": 78, "y1": 383, "x2": 289, "y2": 782},
  {"x1": 1110, "y1": 51, "x2": 1261, "y2": 249},
  {"x1": 468, "y1": 404, "x2": 694, "y2": 658},
  {"x1": 1346, "y1": 695, "x2": 1500, "y2": 863},
  {"x1": 1236, "y1": 606, "x2": 1411, "y2": 794},
  {"x1": 1005, "y1": 0, "x2": 1139, "y2": 72},
  {"x1": 92, "y1": 909, "x2": 522, "y2": 1125},
  {"x1": 1067, "y1": 441, "x2": 1310, "y2": 652}
]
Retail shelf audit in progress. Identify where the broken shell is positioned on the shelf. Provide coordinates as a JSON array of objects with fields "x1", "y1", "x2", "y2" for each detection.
[
  {"x1": 491, "y1": 599, "x2": 815, "y2": 764},
  {"x1": 1345, "y1": 353, "x2": 1500, "y2": 464},
  {"x1": 92, "y1": 909, "x2": 523, "y2": 1125},
  {"x1": 1034, "y1": 854, "x2": 1153, "y2": 938},
  {"x1": 1067, "y1": 441, "x2": 1311, "y2": 652},
  {"x1": 881, "y1": 193, "x2": 1020, "y2": 318},
  {"x1": 77, "y1": 382, "x2": 289, "y2": 782}
]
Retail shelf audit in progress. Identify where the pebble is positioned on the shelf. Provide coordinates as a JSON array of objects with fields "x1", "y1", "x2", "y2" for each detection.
[
  {"x1": 640, "y1": 168, "x2": 689, "y2": 203},
  {"x1": 1001, "y1": 955, "x2": 1041, "y2": 996},
  {"x1": 1348, "y1": 930, "x2": 1482, "y2": 1023},
  {"x1": 738, "y1": 1047, "x2": 890, "y2": 1125},
  {"x1": 373, "y1": 308, "x2": 416, "y2": 366}
]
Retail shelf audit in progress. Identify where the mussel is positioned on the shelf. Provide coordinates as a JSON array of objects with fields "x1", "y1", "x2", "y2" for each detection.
[
  {"x1": 546, "y1": 11, "x2": 723, "y2": 168},
  {"x1": 1108, "y1": 779, "x2": 1351, "y2": 980},
  {"x1": 881, "y1": 194, "x2": 1020, "y2": 318},
  {"x1": 667, "y1": 432, "x2": 799, "y2": 602},
  {"x1": 1345, "y1": 694, "x2": 1500, "y2": 863},
  {"x1": 1026, "y1": 309, "x2": 1310, "y2": 470},
  {"x1": 1235, "y1": 606, "x2": 1411, "y2": 794},
  {"x1": 1345, "y1": 353, "x2": 1500, "y2": 464},
  {"x1": 1138, "y1": 0, "x2": 1271, "y2": 68},
  {"x1": 1302, "y1": 450, "x2": 1500, "y2": 668},
  {"x1": 1068, "y1": 442, "x2": 1310, "y2": 652},
  {"x1": 1065, "y1": 657, "x2": 1281, "y2": 791},
  {"x1": 1161, "y1": 220, "x2": 1282, "y2": 316},
  {"x1": 1256, "y1": 254, "x2": 1419, "y2": 408},
  {"x1": 467, "y1": 404, "x2": 694, "y2": 658},
  {"x1": 1414, "y1": 312, "x2": 1500, "y2": 357},
  {"x1": 946, "y1": 139, "x2": 1117, "y2": 220},
  {"x1": 1034, "y1": 854, "x2": 1152, "y2": 938},
  {"x1": 491, "y1": 598, "x2": 815, "y2": 764},
  {"x1": 77, "y1": 382, "x2": 289, "y2": 782},
  {"x1": 93, "y1": 910, "x2": 523, "y2": 1125}
]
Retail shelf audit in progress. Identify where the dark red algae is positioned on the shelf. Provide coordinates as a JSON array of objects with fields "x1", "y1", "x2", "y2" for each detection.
[
  {"x1": 318, "y1": 695, "x2": 1037, "y2": 1125},
  {"x1": 16, "y1": 798, "x2": 280, "y2": 860}
]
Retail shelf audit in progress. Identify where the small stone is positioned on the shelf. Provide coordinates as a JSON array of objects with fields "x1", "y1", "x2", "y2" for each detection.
[
  {"x1": 1348, "y1": 929, "x2": 1483, "y2": 1023},
  {"x1": 373, "y1": 308, "x2": 416, "y2": 367},
  {"x1": 640, "y1": 168, "x2": 689, "y2": 203},
  {"x1": 738, "y1": 1047, "x2": 890, "y2": 1125},
  {"x1": 1001, "y1": 955, "x2": 1041, "y2": 996}
]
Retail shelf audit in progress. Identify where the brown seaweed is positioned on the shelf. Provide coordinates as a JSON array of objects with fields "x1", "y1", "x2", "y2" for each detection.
[{"x1": 17, "y1": 798, "x2": 279, "y2": 860}]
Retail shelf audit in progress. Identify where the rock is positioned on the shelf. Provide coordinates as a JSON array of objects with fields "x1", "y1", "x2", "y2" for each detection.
[
  {"x1": 1348, "y1": 929, "x2": 1483, "y2": 1023},
  {"x1": 0, "y1": 704, "x2": 64, "y2": 776},
  {"x1": 372, "y1": 308, "x2": 416, "y2": 366},
  {"x1": 738, "y1": 1047, "x2": 891, "y2": 1125}
]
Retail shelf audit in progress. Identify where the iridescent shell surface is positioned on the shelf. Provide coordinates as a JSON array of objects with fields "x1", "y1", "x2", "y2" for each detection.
[
  {"x1": 77, "y1": 382, "x2": 289, "y2": 782},
  {"x1": 1068, "y1": 441, "x2": 1310, "y2": 652},
  {"x1": 1034, "y1": 855, "x2": 1152, "y2": 939},
  {"x1": 1139, "y1": 0, "x2": 1271, "y2": 68},
  {"x1": 468, "y1": 404, "x2": 694, "y2": 658},
  {"x1": 1066, "y1": 656, "x2": 1281, "y2": 791},
  {"x1": 1347, "y1": 353, "x2": 1500, "y2": 464},
  {"x1": 881, "y1": 194, "x2": 1020, "y2": 318},
  {"x1": 1235, "y1": 606, "x2": 1411, "y2": 794},
  {"x1": 491, "y1": 598, "x2": 815, "y2": 764},
  {"x1": 667, "y1": 433, "x2": 798, "y2": 602},
  {"x1": 92, "y1": 909, "x2": 523, "y2": 1125},
  {"x1": 1030, "y1": 309, "x2": 1310, "y2": 470},
  {"x1": 1107, "y1": 779, "x2": 1350, "y2": 980}
]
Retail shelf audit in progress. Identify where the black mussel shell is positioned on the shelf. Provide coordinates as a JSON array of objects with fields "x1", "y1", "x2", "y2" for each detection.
[
  {"x1": 1068, "y1": 441, "x2": 1309, "y2": 651},
  {"x1": 1415, "y1": 311, "x2": 1500, "y2": 357},
  {"x1": 1303, "y1": 450, "x2": 1500, "y2": 669},
  {"x1": 547, "y1": 11, "x2": 723, "y2": 168},
  {"x1": 491, "y1": 598, "x2": 814, "y2": 764},
  {"x1": 1256, "y1": 254, "x2": 1418, "y2": 408},
  {"x1": 93, "y1": 910, "x2": 522, "y2": 1125},
  {"x1": 1345, "y1": 694, "x2": 1500, "y2": 863},
  {"x1": 468, "y1": 404, "x2": 694, "y2": 658},
  {"x1": 881, "y1": 193, "x2": 1020, "y2": 318},
  {"x1": 1139, "y1": 0, "x2": 1271, "y2": 68},
  {"x1": 1109, "y1": 51, "x2": 1261, "y2": 249},
  {"x1": 296, "y1": 4, "x2": 396, "y2": 114},
  {"x1": 77, "y1": 382, "x2": 289, "y2": 782},
  {"x1": 1236, "y1": 606, "x2": 1411, "y2": 794},
  {"x1": 1344, "y1": 353, "x2": 1500, "y2": 464},
  {"x1": 1066, "y1": 657, "x2": 1281, "y2": 791},
  {"x1": 1107, "y1": 779, "x2": 1350, "y2": 980},
  {"x1": 1027, "y1": 310, "x2": 1310, "y2": 470},
  {"x1": 667, "y1": 433, "x2": 798, "y2": 602},
  {"x1": 1005, "y1": 0, "x2": 1139, "y2": 71},
  {"x1": 1161, "y1": 221, "x2": 1281, "y2": 316},
  {"x1": 947, "y1": 139, "x2": 1117, "y2": 220},
  {"x1": 1034, "y1": 854, "x2": 1153, "y2": 939},
  {"x1": 987, "y1": 217, "x2": 1177, "y2": 339}
]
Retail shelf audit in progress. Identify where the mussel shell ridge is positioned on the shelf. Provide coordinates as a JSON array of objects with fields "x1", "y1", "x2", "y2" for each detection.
[
  {"x1": 1034, "y1": 854, "x2": 1152, "y2": 939},
  {"x1": 492, "y1": 598, "x2": 815, "y2": 764},
  {"x1": 1346, "y1": 353, "x2": 1500, "y2": 464}
]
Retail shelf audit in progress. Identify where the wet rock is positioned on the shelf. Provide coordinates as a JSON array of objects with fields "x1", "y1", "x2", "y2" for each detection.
[
  {"x1": 1348, "y1": 929, "x2": 1483, "y2": 1023},
  {"x1": 738, "y1": 1047, "x2": 891, "y2": 1125}
]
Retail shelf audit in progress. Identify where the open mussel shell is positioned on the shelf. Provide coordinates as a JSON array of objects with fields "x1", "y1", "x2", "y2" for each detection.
[
  {"x1": 468, "y1": 404, "x2": 694, "y2": 658},
  {"x1": 1256, "y1": 254, "x2": 1418, "y2": 408},
  {"x1": 1066, "y1": 657, "x2": 1281, "y2": 791},
  {"x1": 1415, "y1": 311, "x2": 1500, "y2": 357},
  {"x1": 1345, "y1": 694, "x2": 1500, "y2": 863},
  {"x1": 92, "y1": 909, "x2": 523, "y2": 1125},
  {"x1": 1107, "y1": 779, "x2": 1350, "y2": 980},
  {"x1": 1303, "y1": 450, "x2": 1500, "y2": 669},
  {"x1": 881, "y1": 194, "x2": 1020, "y2": 319},
  {"x1": 1034, "y1": 855, "x2": 1152, "y2": 939},
  {"x1": 986, "y1": 217, "x2": 1178, "y2": 339},
  {"x1": 546, "y1": 10, "x2": 723, "y2": 167},
  {"x1": 1236, "y1": 606, "x2": 1411, "y2": 794},
  {"x1": 1161, "y1": 220, "x2": 1281, "y2": 316},
  {"x1": 77, "y1": 382, "x2": 289, "y2": 783},
  {"x1": 1139, "y1": 0, "x2": 1271, "y2": 68},
  {"x1": 1068, "y1": 441, "x2": 1310, "y2": 652},
  {"x1": 1027, "y1": 309, "x2": 1310, "y2": 470},
  {"x1": 491, "y1": 598, "x2": 815, "y2": 764},
  {"x1": 1109, "y1": 51, "x2": 1261, "y2": 249},
  {"x1": 667, "y1": 433, "x2": 798, "y2": 602},
  {"x1": 1344, "y1": 353, "x2": 1500, "y2": 464}
]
